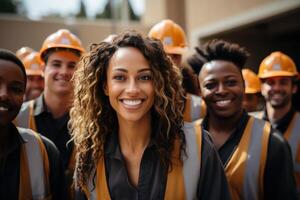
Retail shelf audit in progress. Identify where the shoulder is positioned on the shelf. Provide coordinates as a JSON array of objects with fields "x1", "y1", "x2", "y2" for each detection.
[{"x1": 17, "y1": 127, "x2": 60, "y2": 159}]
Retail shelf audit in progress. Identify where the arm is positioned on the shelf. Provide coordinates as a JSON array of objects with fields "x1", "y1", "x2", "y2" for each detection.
[
  {"x1": 197, "y1": 130, "x2": 232, "y2": 200},
  {"x1": 264, "y1": 131, "x2": 297, "y2": 200}
]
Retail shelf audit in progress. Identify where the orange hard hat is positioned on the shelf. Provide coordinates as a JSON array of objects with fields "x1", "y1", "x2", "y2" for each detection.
[
  {"x1": 258, "y1": 51, "x2": 298, "y2": 79},
  {"x1": 16, "y1": 47, "x2": 35, "y2": 61},
  {"x1": 40, "y1": 29, "x2": 85, "y2": 61},
  {"x1": 23, "y1": 52, "x2": 44, "y2": 76},
  {"x1": 242, "y1": 69, "x2": 261, "y2": 94},
  {"x1": 148, "y1": 19, "x2": 187, "y2": 55}
]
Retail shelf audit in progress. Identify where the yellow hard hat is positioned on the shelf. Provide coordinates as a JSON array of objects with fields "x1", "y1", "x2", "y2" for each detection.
[
  {"x1": 148, "y1": 19, "x2": 187, "y2": 55},
  {"x1": 242, "y1": 69, "x2": 261, "y2": 94},
  {"x1": 40, "y1": 29, "x2": 85, "y2": 61},
  {"x1": 16, "y1": 47, "x2": 35, "y2": 61},
  {"x1": 23, "y1": 52, "x2": 44, "y2": 76},
  {"x1": 258, "y1": 51, "x2": 298, "y2": 79}
]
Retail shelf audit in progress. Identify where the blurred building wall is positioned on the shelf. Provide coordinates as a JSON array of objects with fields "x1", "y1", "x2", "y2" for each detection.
[{"x1": 0, "y1": 15, "x2": 149, "y2": 52}]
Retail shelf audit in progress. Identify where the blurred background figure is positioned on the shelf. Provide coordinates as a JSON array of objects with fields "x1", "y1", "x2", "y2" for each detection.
[
  {"x1": 16, "y1": 46, "x2": 34, "y2": 61},
  {"x1": 242, "y1": 68, "x2": 263, "y2": 112},
  {"x1": 22, "y1": 51, "x2": 44, "y2": 101},
  {"x1": 257, "y1": 51, "x2": 300, "y2": 195},
  {"x1": 149, "y1": 19, "x2": 205, "y2": 122}
]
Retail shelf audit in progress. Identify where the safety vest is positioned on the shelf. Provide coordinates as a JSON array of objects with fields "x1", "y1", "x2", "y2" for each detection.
[
  {"x1": 249, "y1": 111, "x2": 300, "y2": 191},
  {"x1": 183, "y1": 93, "x2": 206, "y2": 122},
  {"x1": 84, "y1": 121, "x2": 203, "y2": 200},
  {"x1": 18, "y1": 127, "x2": 51, "y2": 200},
  {"x1": 15, "y1": 100, "x2": 37, "y2": 131},
  {"x1": 282, "y1": 113, "x2": 300, "y2": 191},
  {"x1": 225, "y1": 117, "x2": 271, "y2": 200},
  {"x1": 15, "y1": 99, "x2": 77, "y2": 198}
]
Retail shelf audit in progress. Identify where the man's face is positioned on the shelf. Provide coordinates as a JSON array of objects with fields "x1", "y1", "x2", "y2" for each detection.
[
  {"x1": 243, "y1": 93, "x2": 260, "y2": 112},
  {"x1": 25, "y1": 75, "x2": 44, "y2": 101},
  {"x1": 199, "y1": 60, "x2": 245, "y2": 119},
  {"x1": 0, "y1": 59, "x2": 25, "y2": 126},
  {"x1": 261, "y1": 76, "x2": 297, "y2": 109},
  {"x1": 44, "y1": 50, "x2": 79, "y2": 96}
]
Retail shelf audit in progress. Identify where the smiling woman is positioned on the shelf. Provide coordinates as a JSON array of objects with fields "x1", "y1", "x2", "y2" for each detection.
[{"x1": 69, "y1": 31, "x2": 231, "y2": 199}]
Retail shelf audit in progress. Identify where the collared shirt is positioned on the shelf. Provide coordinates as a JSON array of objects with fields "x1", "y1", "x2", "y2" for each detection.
[
  {"x1": 33, "y1": 94, "x2": 73, "y2": 169},
  {"x1": 202, "y1": 111, "x2": 297, "y2": 199},
  {"x1": 262, "y1": 108, "x2": 295, "y2": 135},
  {"x1": 0, "y1": 123, "x2": 66, "y2": 200},
  {"x1": 78, "y1": 128, "x2": 231, "y2": 200}
]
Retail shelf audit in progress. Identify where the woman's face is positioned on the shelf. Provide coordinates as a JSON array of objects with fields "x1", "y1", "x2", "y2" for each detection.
[{"x1": 105, "y1": 47, "x2": 155, "y2": 123}]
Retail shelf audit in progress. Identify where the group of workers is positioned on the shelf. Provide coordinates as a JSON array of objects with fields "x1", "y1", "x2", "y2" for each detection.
[{"x1": 0, "y1": 18, "x2": 299, "y2": 200}]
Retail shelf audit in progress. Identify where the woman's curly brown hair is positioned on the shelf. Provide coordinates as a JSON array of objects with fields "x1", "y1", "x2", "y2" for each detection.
[{"x1": 69, "y1": 30, "x2": 186, "y2": 190}]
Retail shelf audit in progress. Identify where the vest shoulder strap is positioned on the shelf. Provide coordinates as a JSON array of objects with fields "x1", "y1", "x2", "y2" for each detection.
[
  {"x1": 18, "y1": 127, "x2": 50, "y2": 200},
  {"x1": 15, "y1": 100, "x2": 36, "y2": 131}
]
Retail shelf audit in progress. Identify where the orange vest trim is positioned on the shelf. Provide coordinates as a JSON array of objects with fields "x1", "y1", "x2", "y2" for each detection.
[
  {"x1": 86, "y1": 124, "x2": 202, "y2": 200},
  {"x1": 225, "y1": 117, "x2": 270, "y2": 200},
  {"x1": 19, "y1": 144, "x2": 33, "y2": 200},
  {"x1": 18, "y1": 129, "x2": 51, "y2": 200}
]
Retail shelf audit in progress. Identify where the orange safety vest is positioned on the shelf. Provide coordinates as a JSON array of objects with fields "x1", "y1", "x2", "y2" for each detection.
[
  {"x1": 14, "y1": 99, "x2": 77, "y2": 199},
  {"x1": 183, "y1": 93, "x2": 206, "y2": 122},
  {"x1": 282, "y1": 112, "x2": 300, "y2": 192},
  {"x1": 83, "y1": 121, "x2": 203, "y2": 200},
  {"x1": 249, "y1": 111, "x2": 300, "y2": 192},
  {"x1": 225, "y1": 117, "x2": 270, "y2": 200},
  {"x1": 18, "y1": 127, "x2": 51, "y2": 200}
]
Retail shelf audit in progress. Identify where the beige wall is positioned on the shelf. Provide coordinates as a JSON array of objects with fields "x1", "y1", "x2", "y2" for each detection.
[
  {"x1": 185, "y1": 0, "x2": 272, "y2": 31},
  {"x1": 0, "y1": 15, "x2": 149, "y2": 53}
]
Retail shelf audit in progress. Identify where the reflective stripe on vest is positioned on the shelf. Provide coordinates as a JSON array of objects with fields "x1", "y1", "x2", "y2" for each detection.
[
  {"x1": 85, "y1": 121, "x2": 202, "y2": 200},
  {"x1": 183, "y1": 93, "x2": 206, "y2": 122},
  {"x1": 15, "y1": 100, "x2": 37, "y2": 131},
  {"x1": 18, "y1": 127, "x2": 50, "y2": 200},
  {"x1": 283, "y1": 112, "x2": 300, "y2": 191},
  {"x1": 225, "y1": 117, "x2": 270, "y2": 200}
]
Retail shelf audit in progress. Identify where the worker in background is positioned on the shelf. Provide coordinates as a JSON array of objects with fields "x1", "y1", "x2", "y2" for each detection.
[
  {"x1": 255, "y1": 51, "x2": 300, "y2": 196},
  {"x1": 16, "y1": 46, "x2": 34, "y2": 61},
  {"x1": 22, "y1": 51, "x2": 44, "y2": 101},
  {"x1": 197, "y1": 40, "x2": 297, "y2": 199},
  {"x1": 14, "y1": 29, "x2": 85, "y2": 199},
  {"x1": 242, "y1": 68, "x2": 263, "y2": 112},
  {"x1": 148, "y1": 19, "x2": 205, "y2": 122},
  {"x1": 0, "y1": 48, "x2": 65, "y2": 199}
]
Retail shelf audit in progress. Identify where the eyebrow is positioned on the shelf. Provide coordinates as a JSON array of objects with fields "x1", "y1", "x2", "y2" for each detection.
[{"x1": 112, "y1": 68, "x2": 152, "y2": 73}]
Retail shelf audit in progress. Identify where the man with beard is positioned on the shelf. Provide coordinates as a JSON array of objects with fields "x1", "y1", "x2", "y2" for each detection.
[
  {"x1": 22, "y1": 51, "x2": 44, "y2": 101},
  {"x1": 197, "y1": 40, "x2": 297, "y2": 199},
  {"x1": 256, "y1": 51, "x2": 300, "y2": 195}
]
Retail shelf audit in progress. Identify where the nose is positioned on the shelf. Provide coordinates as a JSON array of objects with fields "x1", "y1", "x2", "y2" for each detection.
[
  {"x1": 0, "y1": 85, "x2": 8, "y2": 100},
  {"x1": 125, "y1": 78, "x2": 140, "y2": 95},
  {"x1": 215, "y1": 83, "x2": 227, "y2": 95}
]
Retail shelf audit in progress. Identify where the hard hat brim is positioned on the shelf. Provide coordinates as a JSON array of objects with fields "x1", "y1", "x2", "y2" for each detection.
[
  {"x1": 245, "y1": 88, "x2": 261, "y2": 94},
  {"x1": 259, "y1": 71, "x2": 298, "y2": 79},
  {"x1": 26, "y1": 69, "x2": 44, "y2": 76},
  {"x1": 165, "y1": 46, "x2": 188, "y2": 55}
]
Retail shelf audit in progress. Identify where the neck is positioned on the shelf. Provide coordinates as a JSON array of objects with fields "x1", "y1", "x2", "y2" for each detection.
[
  {"x1": 0, "y1": 125, "x2": 10, "y2": 157},
  {"x1": 208, "y1": 110, "x2": 243, "y2": 134},
  {"x1": 43, "y1": 89, "x2": 73, "y2": 118},
  {"x1": 266, "y1": 101, "x2": 292, "y2": 123},
  {"x1": 118, "y1": 116, "x2": 151, "y2": 154}
]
